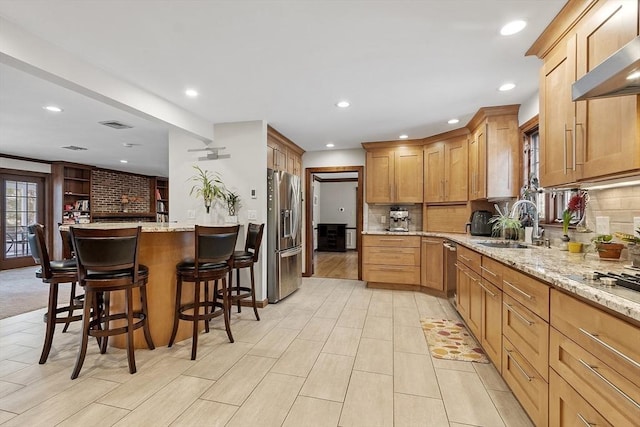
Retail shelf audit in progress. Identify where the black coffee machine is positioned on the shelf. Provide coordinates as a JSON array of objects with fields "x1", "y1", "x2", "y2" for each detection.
[{"x1": 466, "y1": 210, "x2": 493, "y2": 236}]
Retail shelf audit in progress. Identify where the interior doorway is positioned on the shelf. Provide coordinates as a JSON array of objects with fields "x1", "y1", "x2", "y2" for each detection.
[{"x1": 304, "y1": 166, "x2": 363, "y2": 280}]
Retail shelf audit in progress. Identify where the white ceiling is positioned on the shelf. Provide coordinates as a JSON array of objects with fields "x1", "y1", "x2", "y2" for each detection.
[{"x1": 0, "y1": 0, "x2": 566, "y2": 176}]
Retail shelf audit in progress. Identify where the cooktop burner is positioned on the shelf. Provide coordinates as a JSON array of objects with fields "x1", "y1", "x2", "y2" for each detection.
[{"x1": 574, "y1": 271, "x2": 640, "y2": 292}]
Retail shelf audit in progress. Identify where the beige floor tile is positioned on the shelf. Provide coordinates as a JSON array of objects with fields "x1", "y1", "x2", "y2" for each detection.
[
  {"x1": 344, "y1": 291, "x2": 372, "y2": 310},
  {"x1": 57, "y1": 403, "x2": 129, "y2": 427},
  {"x1": 98, "y1": 357, "x2": 194, "y2": 410},
  {"x1": 322, "y1": 326, "x2": 361, "y2": 356},
  {"x1": 2, "y1": 378, "x2": 119, "y2": 427},
  {"x1": 392, "y1": 292, "x2": 416, "y2": 309},
  {"x1": 339, "y1": 370, "x2": 393, "y2": 427},
  {"x1": 113, "y1": 375, "x2": 213, "y2": 426},
  {"x1": 0, "y1": 381, "x2": 22, "y2": 400},
  {"x1": 282, "y1": 395, "x2": 343, "y2": 427},
  {"x1": 248, "y1": 327, "x2": 299, "y2": 359},
  {"x1": 449, "y1": 423, "x2": 473, "y2": 427},
  {"x1": 0, "y1": 344, "x2": 39, "y2": 362},
  {"x1": 487, "y1": 389, "x2": 535, "y2": 427},
  {"x1": 1, "y1": 348, "x2": 76, "y2": 386},
  {"x1": 394, "y1": 352, "x2": 440, "y2": 398},
  {"x1": 170, "y1": 399, "x2": 238, "y2": 427},
  {"x1": 297, "y1": 294, "x2": 328, "y2": 312},
  {"x1": 300, "y1": 353, "x2": 354, "y2": 402},
  {"x1": 182, "y1": 341, "x2": 253, "y2": 380},
  {"x1": 393, "y1": 306, "x2": 422, "y2": 327},
  {"x1": 201, "y1": 354, "x2": 275, "y2": 405},
  {"x1": 336, "y1": 307, "x2": 367, "y2": 329},
  {"x1": 354, "y1": 338, "x2": 393, "y2": 375},
  {"x1": 278, "y1": 308, "x2": 314, "y2": 330},
  {"x1": 0, "y1": 332, "x2": 41, "y2": 349},
  {"x1": 370, "y1": 289, "x2": 393, "y2": 304},
  {"x1": 232, "y1": 318, "x2": 280, "y2": 344},
  {"x1": 393, "y1": 325, "x2": 429, "y2": 354},
  {"x1": 431, "y1": 358, "x2": 477, "y2": 372},
  {"x1": 415, "y1": 295, "x2": 449, "y2": 319},
  {"x1": 0, "y1": 409, "x2": 16, "y2": 424},
  {"x1": 226, "y1": 373, "x2": 304, "y2": 427},
  {"x1": 297, "y1": 317, "x2": 336, "y2": 342},
  {"x1": 314, "y1": 298, "x2": 346, "y2": 319},
  {"x1": 394, "y1": 393, "x2": 449, "y2": 427},
  {"x1": 474, "y1": 362, "x2": 509, "y2": 391},
  {"x1": 440, "y1": 300, "x2": 461, "y2": 320},
  {"x1": 271, "y1": 339, "x2": 323, "y2": 377},
  {"x1": 436, "y1": 369, "x2": 505, "y2": 426},
  {"x1": 367, "y1": 301, "x2": 393, "y2": 318},
  {"x1": 362, "y1": 315, "x2": 393, "y2": 341}
]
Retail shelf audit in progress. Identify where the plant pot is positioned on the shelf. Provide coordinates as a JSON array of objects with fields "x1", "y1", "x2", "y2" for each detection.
[
  {"x1": 596, "y1": 243, "x2": 624, "y2": 259},
  {"x1": 628, "y1": 244, "x2": 640, "y2": 267},
  {"x1": 224, "y1": 215, "x2": 238, "y2": 224},
  {"x1": 504, "y1": 228, "x2": 519, "y2": 240}
]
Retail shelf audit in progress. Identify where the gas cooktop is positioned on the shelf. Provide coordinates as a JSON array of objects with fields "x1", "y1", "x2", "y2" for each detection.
[{"x1": 568, "y1": 270, "x2": 640, "y2": 293}]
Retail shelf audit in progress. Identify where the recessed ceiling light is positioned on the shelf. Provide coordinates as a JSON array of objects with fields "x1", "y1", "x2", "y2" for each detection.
[
  {"x1": 399, "y1": 134, "x2": 408, "y2": 139},
  {"x1": 120, "y1": 160, "x2": 128, "y2": 163},
  {"x1": 336, "y1": 101, "x2": 350, "y2": 108},
  {"x1": 500, "y1": 20, "x2": 527, "y2": 36},
  {"x1": 43, "y1": 105, "x2": 63, "y2": 112},
  {"x1": 627, "y1": 71, "x2": 640, "y2": 80},
  {"x1": 499, "y1": 83, "x2": 516, "y2": 91},
  {"x1": 326, "y1": 143, "x2": 335, "y2": 148},
  {"x1": 448, "y1": 118, "x2": 460, "y2": 124},
  {"x1": 185, "y1": 88, "x2": 199, "y2": 98}
]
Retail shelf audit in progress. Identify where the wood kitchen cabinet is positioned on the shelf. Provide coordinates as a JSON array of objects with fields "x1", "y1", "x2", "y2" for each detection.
[
  {"x1": 421, "y1": 237, "x2": 444, "y2": 291},
  {"x1": 267, "y1": 125, "x2": 305, "y2": 178},
  {"x1": 365, "y1": 145, "x2": 423, "y2": 204},
  {"x1": 529, "y1": 0, "x2": 640, "y2": 187},
  {"x1": 423, "y1": 134, "x2": 468, "y2": 203},
  {"x1": 363, "y1": 235, "x2": 421, "y2": 286}
]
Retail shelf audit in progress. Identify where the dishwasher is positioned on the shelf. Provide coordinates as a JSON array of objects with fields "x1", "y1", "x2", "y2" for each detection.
[{"x1": 443, "y1": 240, "x2": 457, "y2": 305}]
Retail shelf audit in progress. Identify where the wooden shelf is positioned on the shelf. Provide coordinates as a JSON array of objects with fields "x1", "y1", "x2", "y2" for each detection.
[
  {"x1": 92, "y1": 212, "x2": 156, "y2": 219},
  {"x1": 64, "y1": 192, "x2": 90, "y2": 197}
]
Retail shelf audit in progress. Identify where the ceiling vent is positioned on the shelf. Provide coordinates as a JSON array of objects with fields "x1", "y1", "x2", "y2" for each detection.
[
  {"x1": 61, "y1": 145, "x2": 88, "y2": 151},
  {"x1": 99, "y1": 120, "x2": 133, "y2": 130}
]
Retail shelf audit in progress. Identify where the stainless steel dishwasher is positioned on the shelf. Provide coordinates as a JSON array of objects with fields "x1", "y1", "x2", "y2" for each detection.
[{"x1": 443, "y1": 240, "x2": 457, "y2": 304}]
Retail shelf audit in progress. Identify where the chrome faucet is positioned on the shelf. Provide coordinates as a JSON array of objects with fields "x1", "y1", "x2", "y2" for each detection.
[{"x1": 510, "y1": 199, "x2": 544, "y2": 239}]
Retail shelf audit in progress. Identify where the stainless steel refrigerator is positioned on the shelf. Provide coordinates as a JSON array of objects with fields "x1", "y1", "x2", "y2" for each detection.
[{"x1": 267, "y1": 169, "x2": 302, "y2": 302}]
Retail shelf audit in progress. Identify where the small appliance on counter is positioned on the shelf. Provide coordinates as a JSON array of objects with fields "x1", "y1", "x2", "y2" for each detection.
[
  {"x1": 466, "y1": 210, "x2": 493, "y2": 236},
  {"x1": 388, "y1": 206, "x2": 410, "y2": 232}
]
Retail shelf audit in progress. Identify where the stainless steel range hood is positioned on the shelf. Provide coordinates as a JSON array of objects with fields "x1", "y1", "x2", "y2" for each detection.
[{"x1": 572, "y1": 36, "x2": 640, "y2": 101}]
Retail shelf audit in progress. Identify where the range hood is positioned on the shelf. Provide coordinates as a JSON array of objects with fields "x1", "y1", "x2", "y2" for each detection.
[{"x1": 572, "y1": 36, "x2": 640, "y2": 101}]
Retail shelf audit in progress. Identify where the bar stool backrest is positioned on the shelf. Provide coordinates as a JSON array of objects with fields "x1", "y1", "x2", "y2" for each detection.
[
  {"x1": 245, "y1": 223, "x2": 265, "y2": 262},
  {"x1": 58, "y1": 223, "x2": 74, "y2": 259},
  {"x1": 195, "y1": 225, "x2": 240, "y2": 268},
  {"x1": 27, "y1": 224, "x2": 52, "y2": 279},
  {"x1": 71, "y1": 227, "x2": 141, "y2": 282}
]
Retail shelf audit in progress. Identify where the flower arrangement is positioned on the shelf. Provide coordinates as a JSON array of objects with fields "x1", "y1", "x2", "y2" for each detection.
[{"x1": 562, "y1": 192, "x2": 586, "y2": 235}]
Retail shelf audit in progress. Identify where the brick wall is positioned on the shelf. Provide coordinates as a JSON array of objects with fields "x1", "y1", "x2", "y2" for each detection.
[{"x1": 91, "y1": 169, "x2": 151, "y2": 213}]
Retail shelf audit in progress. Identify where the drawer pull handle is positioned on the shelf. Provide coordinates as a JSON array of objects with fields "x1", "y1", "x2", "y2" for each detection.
[
  {"x1": 379, "y1": 266, "x2": 407, "y2": 271},
  {"x1": 459, "y1": 254, "x2": 471, "y2": 262},
  {"x1": 579, "y1": 328, "x2": 640, "y2": 370},
  {"x1": 576, "y1": 413, "x2": 595, "y2": 427},
  {"x1": 578, "y1": 359, "x2": 640, "y2": 410},
  {"x1": 481, "y1": 266, "x2": 498, "y2": 277},
  {"x1": 379, "y1": 239, "x2": 404, "y2": 242},
  {"x1": 506, "y1": 349, "x2": 533, "y2": 382},
  {"x1": 478, "y1": 282, "x2": 497, "y2": 298},
  {"x1": 464, "y1": 271, "x2": 478, "y2": 283},
  {"x1": 503, "y1": 280, "x2": 533, "y2": 300},
  {"x1": 503, "y1": 303, "x2": 533, "y2": 326}
]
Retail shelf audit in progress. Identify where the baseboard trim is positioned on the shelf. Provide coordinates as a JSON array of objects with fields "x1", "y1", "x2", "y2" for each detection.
[{"x1": 238, "y1": 298, "x2": 268, "y2": 308}]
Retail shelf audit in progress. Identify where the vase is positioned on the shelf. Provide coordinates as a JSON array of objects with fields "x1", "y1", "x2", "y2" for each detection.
[
  {"x1": 559, "y1": 234, "x2": 570, "y2": 251},
  {"x1": 628, "y1": 244, "x2": 640, "y2": 267},
  {"x1": 224, "y1": 215, "x2": 238, "y2": 224}
]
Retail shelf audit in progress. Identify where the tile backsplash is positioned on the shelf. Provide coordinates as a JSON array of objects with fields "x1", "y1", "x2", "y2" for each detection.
[{"x1": 367, "y1": 204, "x2": 423, "y2": 232}]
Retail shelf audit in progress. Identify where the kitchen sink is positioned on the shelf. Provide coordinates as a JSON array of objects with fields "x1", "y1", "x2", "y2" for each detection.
[{"x1": 478, "y1": 241, "x2": 529, "y2": 249}]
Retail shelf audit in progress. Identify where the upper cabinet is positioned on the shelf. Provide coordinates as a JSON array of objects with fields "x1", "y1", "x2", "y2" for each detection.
[
  {"x1": 424, "y1": 132, "x2": 469, "y2": 203},
  {"x1": 467, "y1": 106, "x2": 520, "y2": 200},
  {"x1": 529, "y1": 0, "x2": 639, "y2": 187},
  {"x1": 365, "y1": 145, "x2": 423, "y2": 204},
  {"x1": 267, "y1": 125, "x2": 305, "y2": 178}
]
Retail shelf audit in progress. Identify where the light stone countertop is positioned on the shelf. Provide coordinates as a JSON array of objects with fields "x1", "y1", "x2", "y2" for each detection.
[
  {"x1": 363, "y1": 230, "x2": 640, "y2": 323},
  {"x1": 60, "y1": 222, "x2": 241, "y2": 232}
]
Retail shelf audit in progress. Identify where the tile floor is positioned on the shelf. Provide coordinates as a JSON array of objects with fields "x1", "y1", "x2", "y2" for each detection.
[{"x1": 0, "y1": 277, "x2": 534, "y2": 426}]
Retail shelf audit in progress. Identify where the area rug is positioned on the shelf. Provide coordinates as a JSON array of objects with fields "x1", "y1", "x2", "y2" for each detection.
[{"x1": 420, "y1": 318, "x2": 489, "y2": 363}]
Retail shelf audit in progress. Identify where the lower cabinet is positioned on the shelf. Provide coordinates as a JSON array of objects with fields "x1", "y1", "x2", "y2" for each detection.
[
  {"x1": 363, "y1": 235, "x2": 421, "y2": 285},
  {"x1": 549, "y1": 369, "x2": 613, "y2": 427},
  {"x1": 421, "y1": 237, "x2": 444, "y2": 291},
  {"x1": 480, "y1": 279, "x2": 502, "y2": 369}
]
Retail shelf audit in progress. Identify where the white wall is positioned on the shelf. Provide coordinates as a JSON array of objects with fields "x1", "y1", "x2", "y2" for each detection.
[
  {"x1": 168, "y1": 121, "x2": 269, "y2": 300},
  {"x1": 319, "y1": 181, "x2": 357, "y2": 227},
  {"x1": 518, "y1": 91, "x2": 539, "y2": 125},
  {"x1": 0, "y1": 157, "x2": 51, "y2": 173}
]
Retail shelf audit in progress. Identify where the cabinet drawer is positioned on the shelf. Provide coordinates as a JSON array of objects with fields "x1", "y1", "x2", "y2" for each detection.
[
  {"x1": 502, "y1": 267, "x2": 549, "y2": 321},
  {"x1": 363, "y1": 265, "x2": 420, "y2": 285},
  {"x1": 363, "y1": 246, "x2": 420, "y2": 266},
  {"x1": 549, "y1": 369, "x2": 613, "y2": 427},
  {"x1": 480, "y1": 256, "x2": 503, "y2": 288},
  {"x1": 549, "y1": 328, "x2": 639, "y2": 427},
  {"x1": 363, "y1": 235, "x2": 420, "y2": 248},
  {"x1": 503, "y1": 294, "x2": 549, "y2": 381},
  {"x1": 550, "y1": 289, "x2": 640, "y2": 383},
  {"x1": 457, "y1": 245, "x2": 481, "y2": 273},
  {"x1": 502, "y1": 338, "x2": 549, "y2": 427}
]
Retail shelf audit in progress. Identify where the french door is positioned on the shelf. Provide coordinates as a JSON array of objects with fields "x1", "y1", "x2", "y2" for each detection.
[{"x1": 1, "y1": 173, "x2": 44, "y2": 270}]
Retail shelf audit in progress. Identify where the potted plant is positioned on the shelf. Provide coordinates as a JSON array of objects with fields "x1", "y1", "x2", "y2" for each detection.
[
  {"x1": 223, "y1": 189, "x2": 241, "y2": 223},
  {"x1": 591, "y1": 234, "x2": 625, "y2": 259},
  {"x1": 189, "y1": 165, "x2": 224, "y2": 214},
  {"x1": 489, "y1": 209, "x2": 522, "y2": 240},
  {"x1": 615, "y1": 228, "x2": 640, "y2": 267}
]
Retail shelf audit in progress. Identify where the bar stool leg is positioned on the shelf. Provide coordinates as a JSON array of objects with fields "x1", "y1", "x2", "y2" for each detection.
[
  {"x1": 125, "y1": 287, "x2": 136, "y2": 374},
  {"x1": 99, "y1": 292, "x2": 110, "y2": 354},
  {"x1": 222, "y1": 276, "x2": 234, "y2": 343},
  {"x1": 62, "y1": 282, "x2": 76, "y2": 333},
  {"x1": 203, "y1": 281, "x2": 210, "y2": 333},
  {"x1": 72, "y1": 290, "x2": 93, "y2": 379},
  {"x1": 191, "y1": 280, "x2": 201, "y2": 360},
  {"x1": 39, "y1": 283, "x2": 60, "y2": 364},
  {"x1": 168, "y1": 276, "x2": 183, "y2": 348},
  {"x1": 250, "y1": 264, "x2": 260, "y2": 321},
  {"x1": 139, "y1": 284, "x2": 155, "y2": 350},
  {"x1": 236, "y1": 269, "x2": 241, "y2": 313}
]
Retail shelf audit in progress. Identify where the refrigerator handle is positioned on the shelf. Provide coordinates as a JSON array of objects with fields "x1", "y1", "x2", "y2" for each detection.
[{"x1": 281, "y1": 246, "x2": 302, "y2": 257}]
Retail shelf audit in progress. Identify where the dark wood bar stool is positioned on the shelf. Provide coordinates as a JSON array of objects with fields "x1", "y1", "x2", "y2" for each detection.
[
  {"x1": 70, "y1": 226, "x2": 155, "y2": 379},
  {"x1": 168, "y1": 225, "x2": 239, "y2": 360},
  {"x1": 26, "y1": 224, "x2": 83, "y2": 364},
  {"x1": 58, "y1": 224, "x2": 81, "y2": 332},
  {"x1": 217, "y1": 223, "x2": 264, "y2": 321}
]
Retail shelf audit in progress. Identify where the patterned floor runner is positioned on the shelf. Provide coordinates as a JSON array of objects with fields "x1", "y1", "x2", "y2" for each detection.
[{"x1": 420, "y1": 318, "x2": 489, "y2": 363}]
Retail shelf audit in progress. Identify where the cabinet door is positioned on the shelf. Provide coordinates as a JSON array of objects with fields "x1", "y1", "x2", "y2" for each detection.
[
  {"x1": 366, "y1": 150, "x2": 394, "y2": 203},
  {"x1": 423, "y1": 143, "x2": 444, "y2": 202},
  {"x1": 466, "y1": 269, "x2": 482, "y2": 339},
  {"x1": 444, "y1": 137, "x2": 468, "y2": 202},
  {"x1": 395, "y1": 147, "x2": 423, "y2": 203},
  {"x1": 540, "y1": 34, "x2": 578, "y2": 187},
  {"x1": 456, "y1": 264, "x2": 470, "y2": 321},
  {"x1": 576, "y1": 0, "x2": 639, "y2": 179},
  {"x1": 267, "y1": 145, "x2": 275, "y2": 169},
  {"x1": 486, "y1": 116, "x2": 519, "y2": 199},
  {"x1": 469, "y1": 124, "x2": 486, "y2": 200},
  {"x1": 481, "y1": 279, "x2": 502, "y2": 369},
  {"x1": 421, "y1": 238, "x2": 444, "y2": 291}
]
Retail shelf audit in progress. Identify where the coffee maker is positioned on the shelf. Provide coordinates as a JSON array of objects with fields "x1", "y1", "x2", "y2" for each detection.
[{"x1": 388, "y1": 206, "x2": 410, "y2": 232}]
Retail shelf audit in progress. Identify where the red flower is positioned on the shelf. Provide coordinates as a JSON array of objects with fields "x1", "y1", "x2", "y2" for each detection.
[{"x1": 568, "y1": 194, "x2": 584, "y2": 213}]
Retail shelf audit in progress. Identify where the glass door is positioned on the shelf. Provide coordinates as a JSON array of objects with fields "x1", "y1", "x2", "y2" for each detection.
[{"x1": 1, "y1": 174, "x2": 44, "y2": 270}]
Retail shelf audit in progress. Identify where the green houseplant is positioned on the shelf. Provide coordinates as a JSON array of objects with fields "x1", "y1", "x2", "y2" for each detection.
[
  {"x1": 189, "y1": 165, "x2": 224, "y2": 214},
  {"x1": 591, "y1": 234, "x2": 624, "y2": 259},
  {"x1": 223, "y1": 189, "x2": 241, "y2": 223},
  {"x1": 489, "y1": 209, "x2": 522, "y2": 240}
]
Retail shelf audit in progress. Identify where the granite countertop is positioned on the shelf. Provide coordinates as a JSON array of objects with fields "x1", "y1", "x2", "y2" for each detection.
[
  {"x1": 363, "y1": 230, "x2": 640, "y2": 322},
  {"x1": 59, "y1": 222, "x2": 241, "y2": 232}
]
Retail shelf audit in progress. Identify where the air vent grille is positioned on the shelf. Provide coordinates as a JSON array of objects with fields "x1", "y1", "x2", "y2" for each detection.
[
  {"x1": 99, "y1": 120, "x2": 133, "y2": 130},
  {"x1": 61, "y1": 145, "x2": 88, "y2": 151}
]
